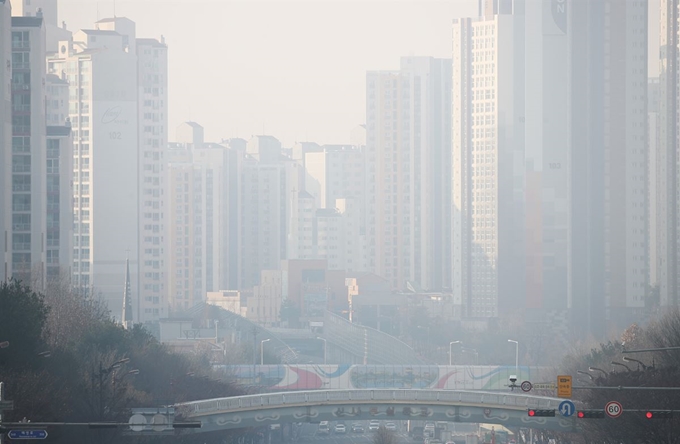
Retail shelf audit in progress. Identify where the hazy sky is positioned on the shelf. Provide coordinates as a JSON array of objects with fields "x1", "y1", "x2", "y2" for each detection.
[
  {"x1": 57, "y1": 0, "x2": 477, "y2": 146},
  {"x1": 58, "y1": 0, "x2": 660, "y2": 147}
]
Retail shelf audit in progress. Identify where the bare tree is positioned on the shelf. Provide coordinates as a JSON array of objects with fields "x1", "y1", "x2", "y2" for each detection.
[{"x1": 373, "y1": 426, "x2": 398, "y2": 444}]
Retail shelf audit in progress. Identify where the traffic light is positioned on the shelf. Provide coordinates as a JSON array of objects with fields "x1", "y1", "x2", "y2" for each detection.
[
  {"x1": 527, "y1": 409, "x2": 555, "y2": 417},
  {"x1": 577, "y1": 410, "x2": 605, "y2": 419},
  {"x1": 645, "y1": 411, "x2": 673, "y2": 419}
]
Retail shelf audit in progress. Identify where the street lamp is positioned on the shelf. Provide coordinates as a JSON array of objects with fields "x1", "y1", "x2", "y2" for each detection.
[
  {"x1": 611, "y1": 361, "x2": 631, "y2": 372},
  {"x1": 623, "y1": 356, "x2": 648, "y2": 371},
  {"x1": 576, "y1": 370, "x2": 593, "y2": 380},
  {"x1": 588, "y1": 366, "x2": 609, "y2": 377},
  {"x1": 260, "y1": 339, "x2": 271, "y2": 365},
  {"x1": 449, "y1": 341, "x2": 461, "y2": 365},
  {"x1": 508, "y1": 339, "x2": 519, "y2": 374},
  {"x1": 113, "y1": 369, "x2": 140, "y2": 386},
  {"x1": 96, "y1": 358, "x2": 131, "y2": 418},
  {"x1": 317, "y1": 337, "x2": 327, "y2": 365}
]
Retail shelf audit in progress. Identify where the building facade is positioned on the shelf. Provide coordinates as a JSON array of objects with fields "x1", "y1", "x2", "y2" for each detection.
[
  {"x1": 7, "y1": 16, "x2": 48, "y2": 287},
  {"x1": 366, "y1": 57, "x2": 452, "y2": 292},
  {"x1": 452, "y1": 12, "x2": 525, "y2": 318}
]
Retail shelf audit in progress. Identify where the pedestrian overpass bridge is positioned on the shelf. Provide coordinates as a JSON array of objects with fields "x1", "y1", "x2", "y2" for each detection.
[{"x1": 175, "y1": 389, "x2": 578, "y2": 433}]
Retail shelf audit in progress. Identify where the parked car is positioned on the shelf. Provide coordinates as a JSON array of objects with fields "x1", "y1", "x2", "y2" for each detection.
[
  {"x1": 369, "y1": 420, "x2": 380, "y2": 431},
  {"x1": 352, "y1": 423, "x2": 365, "y2": 433},
  {"x1": 385, "y1": 423, "x2": 397, "y2": 431},
  {"x1": 334, "y1": 423, "x2": 346, "y2": 434}
]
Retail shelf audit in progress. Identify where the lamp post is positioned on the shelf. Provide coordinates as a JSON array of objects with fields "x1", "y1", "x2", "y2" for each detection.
[
  {"x1": 611, "y1": 361, "x2": 632, "y2": 372},
  {"x1": 449, "y1": 341, "x2": 461, "y2": 365},
  {"x1": 576, "y1": 370, "x2": 593, "y2": 380},
  {"x1": 508, "y1": 339, "x2": 519, "y2": 375},
  {"x1": 589, "y1": 366, "x2": 609, "y2": 377},
  {"x1": 96, "y1": 358, "x2": 130, "y2": 418},
  {"x1": 317, "y1": 338, "x2": 327, "y2": 365},
  {"x1": 260, "y1": 339, "x2": 271, "y2": 365},
  {"x1": 622, "y1": 356, "x2": 648, "y2": 371}
]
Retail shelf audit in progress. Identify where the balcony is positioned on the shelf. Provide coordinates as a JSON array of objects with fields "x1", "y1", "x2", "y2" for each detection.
[
  {"x1": 12, "y1": 125, "x2": 30, "y2": 135},
  {"x1": 12, "y1": 165, "x2": 30, "y2": 173},
  {"x1": 12, "y1": 41, "x2": 30, "y2": 49},
  {"x1": 12, "y1": 204, "x2": 30, "y2": 212},
  {"x1": 12, "y1": 224, "x2": 30, "y2": 232},
  {"x1": 12, "y1": 62, "x2": 30, "y2": 70},
  {"x1": 12, "y1": 243, "x2": 31, "y2": 251},
  {"x1": 12, "y1": 104, "x2": 30, "y2": 113},
  {"x1": 11, "y1": 83, "x2": 30, "y2": 91}
]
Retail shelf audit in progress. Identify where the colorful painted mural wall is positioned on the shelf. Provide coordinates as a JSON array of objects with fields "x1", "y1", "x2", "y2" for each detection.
[{"x1": 217, "y1": 365, "x2": 549, "y2": 391}]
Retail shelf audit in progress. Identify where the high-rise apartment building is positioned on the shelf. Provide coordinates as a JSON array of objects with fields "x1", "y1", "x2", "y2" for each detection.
[
  {"x1": 566, "y1": 1, "x2": 649, "y2": 335},
  {"x1": 135, "y1": 36, "x2": 168, "y2": 322},
  {"x1": 366, "y1": 57, "x2": 452, "y2": 292},
  {"x1": 240, "y1": 136, "x2": 286, "y2": 289},
  {"x1": 0, "y1": 0, "x2": 12, "y2": 280},
  {"x1": 48, "y1": 22, "x2": 139, "y2": 317},
  {"x1": 648, "y1": 77, "x2": 660, "y2": 287},
  {"x1": 452, "y1": 11, "x2": 525, "y2": 318},
  {"x1": 5, "y1": 16, "x2": 48, "y2": 287},
  {"x1": 656, "y1": 0, "x2": 679, "y2": 308},
  {"x1": 166, "y1": 140, "x2": 240, "y2": 313}
]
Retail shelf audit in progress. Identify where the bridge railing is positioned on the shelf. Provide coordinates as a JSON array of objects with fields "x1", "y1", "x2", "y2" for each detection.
[{"x1": 179, "y1": 389, "x2": 564, "y2": 416}]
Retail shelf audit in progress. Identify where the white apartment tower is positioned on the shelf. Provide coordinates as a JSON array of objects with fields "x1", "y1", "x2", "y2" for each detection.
[
  {"x1": 4, "y1": 16, "x2": 48, "y2": 287},
  {"x1": 135, "y1": 36, "x2": 168, "y2": 322},
  {"x1": 656, "y1": 0, "x2": 679, "y2": 309},
  {"x1": 166, "y1": 141, "x2": 240, "y2": 313},
  {"x1": 48, "y1": 21, "x2": 139, "y2": 318},
  {"x1": 366, "y1": 57, "x2": 452, "y2": 291},
  {"x1": 452, "y1": 11, "x2": 525, "y2": 318},
  {"x1": 240, "y1": 137, "x2": 285, "y2": 288}
]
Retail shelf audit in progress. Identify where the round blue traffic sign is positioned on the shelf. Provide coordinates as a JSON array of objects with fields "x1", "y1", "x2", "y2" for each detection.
[{"x1": 559, "y1": 400, "x2": 576, "y2": 417}]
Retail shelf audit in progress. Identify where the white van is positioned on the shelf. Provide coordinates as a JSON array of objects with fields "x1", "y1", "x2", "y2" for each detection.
[{"x1": 318, "y1": 421, "x2": 330, "y2": 435}]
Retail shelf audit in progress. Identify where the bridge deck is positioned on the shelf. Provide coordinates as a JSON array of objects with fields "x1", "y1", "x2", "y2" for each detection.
[{"x1": 179, "y1": 389, "x2": 568, "y2": 416}]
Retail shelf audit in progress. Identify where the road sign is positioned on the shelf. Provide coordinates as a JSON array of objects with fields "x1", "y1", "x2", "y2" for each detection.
[
  {"x1": 520, "y1": 381, "x2": 533, "y2": 392},
  {"x1": 559, "y1": 400, "x2": 575, "y2": 417},
  {"x1": 533, "y1": 383, "x2": 556, "y2": 390},
  {"x1": 557, "y1": 375, "x2": 572, "y2": 398},
  {"x1": 605, "y1": 401, "x2": 623, "y2": 418},
  {"x1": 7, "y1": 430, "x2": 48, "y2": 440}
]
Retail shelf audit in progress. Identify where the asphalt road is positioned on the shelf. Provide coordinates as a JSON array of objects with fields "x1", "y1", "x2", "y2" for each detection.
[{"x1": 294, "y1": 421, "x2": 412, "y2": 444}]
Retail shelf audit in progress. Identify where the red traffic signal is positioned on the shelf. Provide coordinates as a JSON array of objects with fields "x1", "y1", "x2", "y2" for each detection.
[
  {"x1": 577, "y1": 410, "x2": 605, "y2": 419},
  {"x1": 527, "y1": 409, "x2": 555, "y2": 417},
  {"x1": 645, "y1": 411, "x2": 673, "y2": 419}
]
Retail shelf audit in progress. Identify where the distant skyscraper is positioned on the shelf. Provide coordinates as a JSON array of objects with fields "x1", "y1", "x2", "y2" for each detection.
[
  {"x1": 48, "y1": 20, "x2": 139, "y2": 317},
  {"x1": 566, "y1": 0, "x2": 649, "y2": 336},
  {"x1": 655, "y1": 0, "x2": 679, "y2": 308},
  {"x1": 366, "y1": 57, "x2": 452, "y2": 292},
  {"x1": 166, "y1": 138, "x2": 240, "y2": 313},
  {"x1": 135, "y1": 35, "x2": 168, "y2": 322},
  {"x1": 4, "y1": 15, "x2": 48, "y2": 287},
  {"x1": 452, "y1": 10, "x2": 525, "y2": 318}
]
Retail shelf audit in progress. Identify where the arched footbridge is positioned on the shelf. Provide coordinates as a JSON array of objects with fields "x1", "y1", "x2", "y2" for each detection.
[{"x1": 176, "y1": 389, "x2": 579, "y2": 433}]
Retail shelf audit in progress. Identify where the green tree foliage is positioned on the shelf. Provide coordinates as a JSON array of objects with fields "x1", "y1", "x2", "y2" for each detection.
[
  {"x1": 560, "y1": 308, "x2": 680, "y2": 444},
  {"x1": 0, "y1": 279, "x2": 49, "y2": 367},
  {"x1": 0, "y1": 278, "x2": 244, "y2": 444}
]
